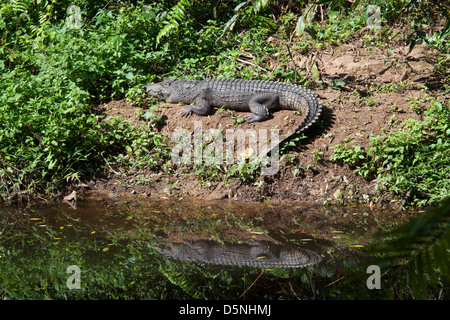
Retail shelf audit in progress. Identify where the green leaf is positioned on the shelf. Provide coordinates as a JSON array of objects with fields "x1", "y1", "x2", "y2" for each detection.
[
  {"x1": 125, "y1": 72, "x2": 133, "y2": 80},
  {"x1": 295, "y1": 16, "x2": 306, "y2": 36},
  {"x1": 311, "y1": 63, "x2": 321, "y2": 82}
]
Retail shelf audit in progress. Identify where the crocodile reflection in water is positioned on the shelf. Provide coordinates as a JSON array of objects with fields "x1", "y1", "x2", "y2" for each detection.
[{"x1": 155, "y1": 240, "x2": 321, "y2": 268}]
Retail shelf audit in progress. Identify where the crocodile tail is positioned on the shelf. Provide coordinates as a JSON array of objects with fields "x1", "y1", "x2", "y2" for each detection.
[
  {"x1": 289, "y1": 84, "x2": 322, "y2": 134},
  {"x1": 266, "y1": 84, "x2": 322, "y2": 156}
]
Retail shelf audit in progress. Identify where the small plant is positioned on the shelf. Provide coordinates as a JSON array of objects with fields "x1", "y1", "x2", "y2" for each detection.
[
  {"x1": 312, "y1": 149, "x2": 324, "y2": 163},
  {"x1": 331, "y1": 139, "x2": 368, "y2": 176},
  {"x1": 226, "y1": 159, "x2": 267, "y2": 183},
  {"x1": 408, "y1": 94, "x2": 424, "y2": 114}
]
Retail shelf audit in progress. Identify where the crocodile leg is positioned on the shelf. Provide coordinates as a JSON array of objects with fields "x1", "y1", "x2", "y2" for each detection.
[
  {"x1": 180, "y1": 89, "x2": 212, "y2": 117},
  {"x1": 245, "y1": 93, "x2": 279, "y2": 123}
]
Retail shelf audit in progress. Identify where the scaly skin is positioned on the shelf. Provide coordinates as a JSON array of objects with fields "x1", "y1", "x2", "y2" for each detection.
[{"x1": 143, "y1": 78, "x2": 322, "y2": 135}]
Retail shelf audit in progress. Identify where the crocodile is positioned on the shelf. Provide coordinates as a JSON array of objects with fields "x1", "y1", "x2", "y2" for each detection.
[
  {"x1": 155, "y1": 240, "x2": 321, "y2": 268},
  {"x1": 143, "y1": 78, "x2": 322, "y2": 146}
]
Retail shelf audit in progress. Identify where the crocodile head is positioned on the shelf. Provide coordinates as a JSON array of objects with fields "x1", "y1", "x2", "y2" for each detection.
[
  {"x1": 143, "y1": 79, "x2": 200, "y2": 103},
  {"x1": 142, "y1": 78, "x2": 176, "y2": 100}
]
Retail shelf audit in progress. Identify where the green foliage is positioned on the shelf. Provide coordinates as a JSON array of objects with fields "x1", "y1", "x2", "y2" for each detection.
[
  {"x1": 295, "y1": 8, "x2": 365, "y2": 48},
  {"x1": 374, "y1": 0, "x2": 450, "y2": 53},
  {"x1": 0, "y1": 225, "x2": 167, "y2": 299},
  {"x1": 331, "y1": 100, "x2": 450, "y2": 206},
  {"x1": 226, "y1": 159, "x2": 268, "y2": 183},
  {"x1": 0, "y1": 1, "x2": 168, "y2": 200},
  {"x1": 218, "y1": 0, "x2": 273, "y2": 40}
]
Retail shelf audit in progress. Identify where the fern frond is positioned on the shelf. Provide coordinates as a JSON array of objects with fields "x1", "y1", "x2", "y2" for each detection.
[
  {"x1": 12, "y1": 0, "x2": 28, "y2": 14},
  {"x1": 159, "y1": 261, "x2": 202, "y2": 298},
  {"x1": 6, "y1": 0, "x2": 30, "y2": 22},
  {"x1": 156, "y1": 0, "x2": 193, "y2": 46},
  {"x1": 156, "y1": 20, "x2": 179, "y2": 46}
]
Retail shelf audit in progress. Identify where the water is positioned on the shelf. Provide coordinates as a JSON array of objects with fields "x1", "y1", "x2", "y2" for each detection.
[{"x1": 0, "y1": 192, "x2": 410, "y2": 300}]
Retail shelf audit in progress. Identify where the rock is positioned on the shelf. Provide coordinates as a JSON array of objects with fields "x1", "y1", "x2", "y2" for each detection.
[
  {"x1": 333, "y1": 189, "x2": 342, "y2": 199},
  {"x1": 207, "y1": 182, "x2": 227, "y2": 200},
  {"x1": 108, "y1": 193, "x2": 119, "y2": 200}
]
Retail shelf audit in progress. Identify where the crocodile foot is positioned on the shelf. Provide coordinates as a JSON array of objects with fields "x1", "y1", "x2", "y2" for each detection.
[
  {"x1": 244, "y1": 113, "x2": 266, "y2": 123},
  {"x1": 180, "y1": 106, "x2": 193, "y2": 117}
]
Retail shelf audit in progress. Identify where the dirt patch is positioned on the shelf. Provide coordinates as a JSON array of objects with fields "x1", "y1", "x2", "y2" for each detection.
[{"x1": 85, "y1": 35, "x2": 445, "y2": 209}]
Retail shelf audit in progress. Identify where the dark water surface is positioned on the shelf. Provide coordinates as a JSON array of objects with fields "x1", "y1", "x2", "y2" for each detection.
[{"x1": 0, "y1": 193, "x2": 410, "y2": 300}]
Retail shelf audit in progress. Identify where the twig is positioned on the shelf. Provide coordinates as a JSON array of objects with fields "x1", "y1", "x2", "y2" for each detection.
[
  {"x1": 285, "y1": 44, "x2": 298, "y2": 83},
  {"x1": 239, "y1": 270, "x2": 265, "y2": 298},
  {"x1": 224, "y1": 56, "x2": 268, "y2": 72},
  {"x1": 325, "y1": 276, "x2": 345, "y2": 287}
]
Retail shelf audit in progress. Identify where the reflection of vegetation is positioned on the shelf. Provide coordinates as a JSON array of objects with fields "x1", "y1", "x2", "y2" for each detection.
[
  {"x1": 365, "y1": 197, "x2": 450, "y2": 299},
  {"x1": 347, "y1": 197, "x2": 450, "y2": 299},
  {"x1": 0, "y1": 205, "x2": 352, "y2": 300},
  {"x1": 1, "y1": 0, "x2": 448, "y2": 205},
  {"x1": 1, "y1": 199, "x2": 448, "y2": 299}
]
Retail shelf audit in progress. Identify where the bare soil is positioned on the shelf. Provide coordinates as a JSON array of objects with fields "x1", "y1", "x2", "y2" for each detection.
[{"x1": 86, "y1": 32, "x2": 446, "y2": 209}]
